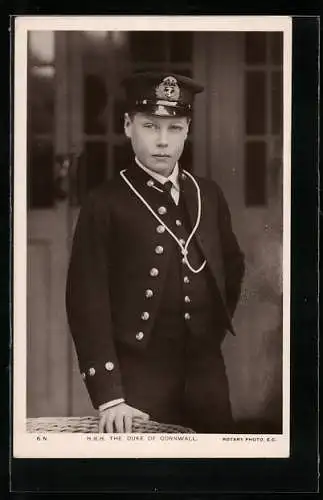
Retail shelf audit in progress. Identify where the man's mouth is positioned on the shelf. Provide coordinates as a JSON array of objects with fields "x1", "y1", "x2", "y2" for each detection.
[{"x1": 152, "y1": 154, "x2": 171, "y2": 158}]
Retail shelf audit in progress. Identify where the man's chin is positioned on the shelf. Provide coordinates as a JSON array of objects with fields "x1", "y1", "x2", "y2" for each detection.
[{"x1": 148, "y1": 158, "x2": 175, "y2": 176}]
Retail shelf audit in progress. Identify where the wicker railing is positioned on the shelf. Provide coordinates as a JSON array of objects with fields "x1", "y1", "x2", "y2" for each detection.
[{"x1": 26, "y1": 416, "x2": 195, "y2": 434}]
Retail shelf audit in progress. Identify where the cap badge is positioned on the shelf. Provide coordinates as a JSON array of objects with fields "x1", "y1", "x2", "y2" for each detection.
[{"x1": 155, "y1": 76, "x2": 180, "y2": 101}]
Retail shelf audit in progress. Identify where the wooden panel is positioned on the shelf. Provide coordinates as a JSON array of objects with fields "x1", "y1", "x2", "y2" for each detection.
[
  {"x1": 27, "y1": 242, "x2": 51, "y2": 416},
  {"x1": 192, "y1": 33, "x2": 208, "y2": 178},
  {"x1": 27, "y1": 206, "x2": 72, "y2": 417},
  {"x1": 206, "y1": 32, "x2": 245, "y2": 205}
]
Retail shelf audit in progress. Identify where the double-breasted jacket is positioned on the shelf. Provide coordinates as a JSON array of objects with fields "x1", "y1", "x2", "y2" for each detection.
[{"x1": 65, "y1": 162, "x2": 245, "y2": 412}]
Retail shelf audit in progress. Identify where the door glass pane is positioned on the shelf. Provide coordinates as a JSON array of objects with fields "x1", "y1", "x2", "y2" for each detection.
[
  {"x1": 84, "y1": 74, "x2": 108, "y2": 134},
  {"x1": 28, "y1": 31, "x2": 55, "y2": 65},
  {"x1": 172, "y1": 68, "x2": 192, "y2": 78},
  {"x1": 270, "y1": 32, "x2": 283, "y2": 65},
  {"x1": 113, "y1": 98, "x2": 127, "y2": 134},
  {"x1": 179, "y1": 140, "x2": 192, "y2": 172},
  {"x1": 129, "y1": 32, "x2": 166, "y2": 62},
  {"x1": 244, "y1": 141, "x2": 267, "y2": 206},
  {"x1": 77, "y1": 142, "x2": 107, "y2": 201},
  {"x1": 169, "y1": 32, "x2": 193, "y2": 63},
  {"x1": 28, "y1": 139, "x2": 55, "y2": 208},
  {"x1": 27, "y1": 31, "x2": 56, "y2": 209},
  {"x1": 245, "y1": 32, "x2": 267, "y2": 65},
  {"x1": 114, "y1": 141, "x2": 134, "y2": 177},
  {"x1": 271, "y1": 71, "x2": 283, "y2": 135},
  {"x1": 28, "y1": 66, "x2": 55, "y2": 134},
  {"x1": 245, "y1": 71, "x2": 267, "y2": 135}
]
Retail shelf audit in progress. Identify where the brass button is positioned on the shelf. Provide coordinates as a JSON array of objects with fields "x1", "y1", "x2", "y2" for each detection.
[
  {"x1": 155, "y1": 245, "x2": 164, "y2": 255},
  {"x1": 156, "y1": 225, "x2": 165, "y2": 234},
  {"x1": 88, "y1": 367, "x2": 96, "y2": 376},
  {"x1": 181, "y1": 173, "x2": 186, "y2": 180},
  {"x1": 182, "y1": 257, "x2": 187, "y2": 264},
  {"x1": 179, "y1": 238, "x2": 186, "y2": 245},
  {"x1": 105, "y1": 361, "x2": 114, "y2": 371},
  {"x1": 147, "y1": 179, "x2": 154, "y2": 187},
  {"x1": 145, "y1": 289, "x2": 153, "y2": 298},
  {"x1": 141, "y1": 311, "x2": 150, "y2": 320},
  {"x1": 184, "y1": 296, "x2": 191, "y2": 303},
  {"x1": 184, "y1": 312, "x2": 191, "y2": 320},
  {"x1": 136, "y1": 331, "x2": 144, "y2": 341},
  {"x1": 176, "y1": 219, "x2": 182, "y2": 226},
  {"x1": 81, "y1": 372, "x2": 86, "y2": 380},
  {"x1": 150, "y1": 267, "x2": 159, "y2": 277},
  {"x1": 158, "y1": 206, "x2": 167, "y2": 215},
  {"x1": 183, "y1": 276, "x2": 190, "y2": 284}
]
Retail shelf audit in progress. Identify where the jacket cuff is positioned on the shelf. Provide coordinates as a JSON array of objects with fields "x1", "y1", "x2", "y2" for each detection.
[
  {"x1": 80, "y1": 360, "x2": 125, "y2": 409},
  {"x1": 99, "y1": 398, "x2": 125, "y2": 412}
]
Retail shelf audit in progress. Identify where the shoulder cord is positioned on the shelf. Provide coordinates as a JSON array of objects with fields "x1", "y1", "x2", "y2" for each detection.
[{"x1": 120, "y1": 168, "x2": 207, "y2": 274}]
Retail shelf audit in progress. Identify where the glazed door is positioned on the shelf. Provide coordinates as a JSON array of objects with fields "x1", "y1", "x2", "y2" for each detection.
[{"x1": 27, "y1": 31, "x2": 95, "y2": 417}]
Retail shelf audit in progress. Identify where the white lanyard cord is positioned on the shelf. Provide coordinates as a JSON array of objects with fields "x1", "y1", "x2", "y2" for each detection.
[{"x1": 120, "y1": 169, "x2": 207, "y2": 274}]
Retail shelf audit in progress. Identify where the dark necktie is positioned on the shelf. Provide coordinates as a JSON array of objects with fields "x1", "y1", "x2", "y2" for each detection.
[{"x1": 163, "y1": 180, "x2": 175, "y2": 204}]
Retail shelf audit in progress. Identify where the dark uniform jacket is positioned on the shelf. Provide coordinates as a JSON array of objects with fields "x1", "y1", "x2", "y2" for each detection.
[{"x1": 66, "y1": 162, "x2": 245, "y2": 422}]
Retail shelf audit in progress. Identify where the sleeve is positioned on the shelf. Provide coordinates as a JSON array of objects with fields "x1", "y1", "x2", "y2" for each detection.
[
  {"x1": 216, "y1": 185, "x2": 245, "y2": 318},
  {"x1": 65, "y1": 191, "x2": 125, "y2": 409}
]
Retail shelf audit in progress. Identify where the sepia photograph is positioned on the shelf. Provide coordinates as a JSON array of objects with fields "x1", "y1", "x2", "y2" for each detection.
[{"x1": 13, "y1": 15, "x2": 292, "y2": 459}]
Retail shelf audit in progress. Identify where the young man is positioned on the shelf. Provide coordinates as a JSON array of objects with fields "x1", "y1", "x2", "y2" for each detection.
[{"x1": 66, "y1": 72, "x2": 245, "y2": 433}]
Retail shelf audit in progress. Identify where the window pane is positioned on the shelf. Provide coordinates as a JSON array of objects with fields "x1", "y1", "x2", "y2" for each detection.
[
  {"x1": 245, "y1": 32, "x2": 267, "y2": 65},
  {"x1": 171, "y1": 68, "x2": 192, "y2": 78},
  {"x1": 84, "y1": 74, "x2": 108, "y2": 134},
  {"x1": 135, "y1": 64, "x2": 167, "y2": 73},
  {"x1": 83, "y1": 31, "x2": 108, "y2": 47},
  {"x1": 28, "y1": 31, "x2": 55, "y2": 65},
  {"x1": 28, "y1": 66, "x2": 55, "y2": 134},
  {"x1": 245, "y1": 71, "x2": 267, "y2": 135},
  {"x1": 129, "y1": 32, "x2": 166, "y2": 62},
  {"x1": 28, "y1": 140, "x2": 54, "y2": 208},
  {"x1": 244, "y1": 141, "x2": 267, "y2": 206},
  {"x1": 113, "y1": 98, "x2": 127, "y2": 134},
  {"x1": 271, "y1": 71, "x2": 283, "y2": 135},
  {"x1": 77, "y1": 142, "x2": 107, "y2": 201},
  {"x1": 179, "y1": 140, "x2": 193, "y2": 173},
  {"x1": 114, "y1": 141, "x2": 134, "y2": 177},
  {"x1": 169, "y1": 32, "x2": 193, "y2": 63},
  {"x1": 270, "y1": 32, "x2": 283, "y2": 65}
]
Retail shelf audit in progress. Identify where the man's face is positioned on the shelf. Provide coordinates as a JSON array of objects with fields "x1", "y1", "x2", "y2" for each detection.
[{"x1": 124, "y1": 112, "x2": 190, "y2": 177}]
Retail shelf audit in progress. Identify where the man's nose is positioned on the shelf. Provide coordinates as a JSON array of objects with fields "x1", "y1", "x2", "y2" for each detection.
[{"x1": 156, "y1": 128, "x2": 169, "y2": 147}]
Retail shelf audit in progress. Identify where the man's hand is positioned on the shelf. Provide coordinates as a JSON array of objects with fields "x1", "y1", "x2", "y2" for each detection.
[{"x1": 99, "y1": 403, "x2": 150, "y2": 433}]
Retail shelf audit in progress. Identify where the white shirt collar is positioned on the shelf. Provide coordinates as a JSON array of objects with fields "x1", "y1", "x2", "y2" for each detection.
[{"x1": 135, "y1": 157, "x2": 180, "y2": 191}]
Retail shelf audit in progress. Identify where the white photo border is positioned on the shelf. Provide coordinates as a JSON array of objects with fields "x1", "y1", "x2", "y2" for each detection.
[{"x1": 13, "y1": 15, "x2": 292, "y2": 459}]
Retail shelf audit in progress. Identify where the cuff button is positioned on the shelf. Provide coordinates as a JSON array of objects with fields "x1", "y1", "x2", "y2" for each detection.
[{"x1": 105, "y1": 361, "x2": 114, "y2": 371}]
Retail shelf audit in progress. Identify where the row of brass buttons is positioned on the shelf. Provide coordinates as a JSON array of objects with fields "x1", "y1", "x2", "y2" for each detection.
[
  {"x1": 138, "y1": 216, "x2": 190, "y2": 337},
  {"x1": 138, "y1": 223, "x2": 165, "y2": 340}
]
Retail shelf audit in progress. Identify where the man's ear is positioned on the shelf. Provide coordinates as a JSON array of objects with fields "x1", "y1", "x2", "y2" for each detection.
[
  {"x1": 184, "y1": 117, "x2": 191, "y2": 139},
  {"x1": 124, "y1": 112, "x2": 132, "y2": 139}
]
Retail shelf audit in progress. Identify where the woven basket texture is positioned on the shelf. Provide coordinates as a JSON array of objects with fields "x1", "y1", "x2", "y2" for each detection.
[{"x1": 26, "y1": 416, "x2": 195, "y2": 434}]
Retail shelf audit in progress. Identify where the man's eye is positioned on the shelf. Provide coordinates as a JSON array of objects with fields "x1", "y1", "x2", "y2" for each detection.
[
  {"x1": 170, "y1": 125, "x2": 183, "y2": 131},
  {"x1": 143, "y1": 123, "x2": 154, "y2": 129}
]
